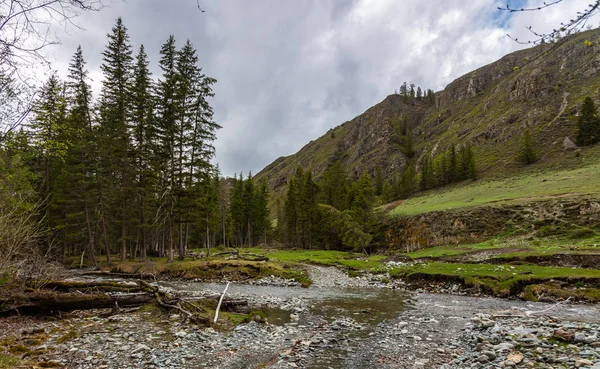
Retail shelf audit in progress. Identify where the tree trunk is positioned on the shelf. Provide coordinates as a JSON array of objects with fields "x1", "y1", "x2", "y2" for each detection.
[
  {"x1": 168, "y1": 218, "x2": 174, "y2": 262},
  {"x1": 98, "y1": 189, "x2": 111, "y2": 264},
  {"x1": 1, "y1": 293, "x2": 152, "y2": 316},
  {"x1": 178, "y1": 222, "x2": 184, "y2": 260},
  {"x1": 84, "y1": 203, "x2": 97, "y2": 268}
]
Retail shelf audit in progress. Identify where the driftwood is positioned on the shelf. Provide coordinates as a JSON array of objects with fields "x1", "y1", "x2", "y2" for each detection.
[
  {"x1": 214, "y1": 282, "x2": 230, "y2": 323},
  {"x1": 214, "y1": 251, "x2": 269, "y2": 262},
  {"x1": 0, "y1": 292, "x2": 152, "y2": 316},
  {"x1": 1, "y1": 280, "x2": 246, "y2": 322},
  {"x1": 43, "y1": 280, "x2": 144, "y2": 293}
]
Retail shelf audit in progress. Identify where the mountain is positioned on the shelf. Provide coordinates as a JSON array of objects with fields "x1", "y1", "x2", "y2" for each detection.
[{"x1": 256, "y1": 29, "x2": 600, "y2": 200}]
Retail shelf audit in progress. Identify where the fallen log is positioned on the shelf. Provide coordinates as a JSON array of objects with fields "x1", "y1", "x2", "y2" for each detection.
[
  {"x1": 42, "y1": 280, "x2": 143, "y2": 293},
  {"x1": 0, "y1": 292, "x2": 152, "y2": 316}
]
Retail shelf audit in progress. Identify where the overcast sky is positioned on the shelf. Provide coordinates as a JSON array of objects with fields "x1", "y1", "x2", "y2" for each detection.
[{"x1": 46, "y1": 0, "x2": 598, "y2": 177}]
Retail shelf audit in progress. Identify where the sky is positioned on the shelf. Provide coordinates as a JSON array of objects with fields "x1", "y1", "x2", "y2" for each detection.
[{"x1": 43, "y1": 0, "x2": 599, "y2": 177}]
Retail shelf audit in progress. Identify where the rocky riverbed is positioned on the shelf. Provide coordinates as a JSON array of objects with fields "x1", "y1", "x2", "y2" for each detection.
[{"x1": 1, "y1": 267, "x2": 599, "y2": 368}]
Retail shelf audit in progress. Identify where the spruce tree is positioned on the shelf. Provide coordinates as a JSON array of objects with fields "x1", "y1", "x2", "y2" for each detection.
[
  {"x1": 576, "y1": 97, "x2": 600, "y2": 146},
  {"x1": 319, "y1": 160, "x2": 348, "y2": 210},
  {"x1": 97, "y1": 17, "x2": 134, "y2": 261},
  {"x1": 252, "y1": 180, "x2": 270, "y2": 245},
  {"x1": 30, "y1": 74, "x2": 68, "y2": 257},
  {"x1": 156, "y1": 35, "x2": 179, "y2": 261},
  {"x1": 398, "y1": 163, "x2": 417, "y2": 199},
  {"x1": 284, "y1": 177, "x2": 298, "y2": 247},
  {"x1": 58, "y1": 46, "x2": 98, "y2": 265},
  {"x1": 420, "y1": 153, "x2": 434, "y2": 190},
  {"x1": 229, "y1": 173, "x2": 245, "y2": 247},
  {"x1": 519, "y1": 129, "x2": 537, "y2": 165},
  {"x1": 301, "y1": 171, "x2": 319, "y2": 248},
  {"x1": 131, "y1": 44, "x2": 154, "y2": 260},
  {"x1": 374, "y1": 167, "x2": 384, "y2": 196}
]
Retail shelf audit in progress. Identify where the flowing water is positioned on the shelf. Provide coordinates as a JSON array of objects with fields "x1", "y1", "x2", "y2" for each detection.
[{"x1": 82, "y1": 275, "x2": 600, "y2": 368}]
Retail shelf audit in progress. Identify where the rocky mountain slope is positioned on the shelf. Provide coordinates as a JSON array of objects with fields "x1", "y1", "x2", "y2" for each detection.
[{"x1": 256, "y1": 29, "x2": 600, "y2": 199}]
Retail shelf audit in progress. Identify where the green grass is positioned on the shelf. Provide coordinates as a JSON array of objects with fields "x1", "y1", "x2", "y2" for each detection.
[
  {"x1": 389, "y1": 262, "x2": 600, "y2": 294},
  {"x1": 101, "y1": 256, "x2": 311, "y2": 286},
  {"x1": 389, "y1": 161, "x2": 600, "y2": 216},
  {"x1": 407, "y1": 240, "x2": 506, "y2": 258},
  {"x1": 406, "y1": 234, "x2": 600, "y2": 259},
  {"x1": 246, "y1": 248, "x2": 386, "y2": 272},
  {"x1": 0, "y1": 354, "x2": 21, "y2": 369}
]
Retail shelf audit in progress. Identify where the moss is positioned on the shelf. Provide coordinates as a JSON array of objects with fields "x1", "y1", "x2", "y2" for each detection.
[
  {"x1": 0, "y1": 354, "x2": 22, "y2": 369},
  {"x1": 8, "y1": 344, "x2": 32, "y2": 356},
  {"x1": 523, "y1": 283, "x2": 600, "y2": 303},
  {"x1": 38, "y1": 361, "x2": 62, "y2": 368},
  {"x1": 56, "y1": 330, "x2": 78, "y2": 344},
  {"x1": 569, "y1": 228, "x2": 597, "y2": 239}
]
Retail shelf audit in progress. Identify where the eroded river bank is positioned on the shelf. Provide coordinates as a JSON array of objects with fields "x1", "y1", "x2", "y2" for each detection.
[{"x1": 2, "y1": 266, "x2": 600, "y2": 369}]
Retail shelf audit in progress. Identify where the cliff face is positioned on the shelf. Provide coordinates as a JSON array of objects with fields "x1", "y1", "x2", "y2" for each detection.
[{"x1": 256, "y1": 29, "x2": 600, "y2": 199}]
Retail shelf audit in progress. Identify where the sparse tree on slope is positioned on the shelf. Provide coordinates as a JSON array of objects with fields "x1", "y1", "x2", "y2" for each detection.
[
  {"x1": 577, "y1": 97, "x2": 600, "y2": 146},
  {"x1": 519, "y1": 129, "x2": 538, "y2": 165}
]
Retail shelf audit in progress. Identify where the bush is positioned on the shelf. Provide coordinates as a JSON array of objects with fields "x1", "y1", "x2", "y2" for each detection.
[
  {"x1": 569, "y1": 228, "x2": 596, "y2": 239},
  {"x1": 535, "y1": 225, "x2": 563, "y2": 237}
]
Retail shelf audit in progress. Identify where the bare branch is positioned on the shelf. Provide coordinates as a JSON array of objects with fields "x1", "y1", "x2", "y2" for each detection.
[
  {"x1": 0, "y1": 0, "x2": 106, "y2": 138},
  {"x1": 500, "y1": 0, "x2": 600, "y2": 45}
]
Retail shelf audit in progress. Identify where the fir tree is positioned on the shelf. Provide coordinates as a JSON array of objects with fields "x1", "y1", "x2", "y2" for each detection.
[
  {"x1": 519, "y1": 129, "x2": 537, "y2": 165},
  {"x1": 576, "y1": 97, "x2": 600, "y2": 146},
  {"x1": 284, "y1": 176, "x2": 298, "y2": 247},
  {"x1": 447, "y1": 143, "x2": 457, "y2": 183},
  {"x1": 374, "y1": 167, "x2": 384, "y2": 196},
  {"x1": 97, "y1": 17, "x2": 134, "y2": 261},
  {"x1": 398, "y1": 163, "x2": 417, "y2": 199},
  {"x1": 131, "y1": 44, "x2": 155, "y2": 260},
  {"x1": 30, "y1": 74, "x2": 68, "y2": 256},
  {"x1": 420, "y1": 152, "x2": 434, "y2": 190},
  {"x1": 319, "y1": 160, "x2": 348, "y2": 211},
  {"x1": 58, "y1": 46, "x2": 98, "y2": 265}
]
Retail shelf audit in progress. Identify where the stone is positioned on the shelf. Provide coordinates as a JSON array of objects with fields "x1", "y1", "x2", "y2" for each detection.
[
  {"x1": 563, "y1": 137, "x2": 578, "y2": 151},
  {"x1": 477, "y1": 355, "x2": 490, "y2": 363},
  {"x1": 133, "y1": 344, "x2": 151, "y2": 353},
  {"x1": 481, "y1": 350, "x2": 496, "y2": 360},
  {"x1": 552, "y1": 329, "x2": 575, "y2": 343},
  {"x1": 576, "y1": 359, "x2": 594, "y2": 367},
  {"x1": 493, "y1": 342, "x2": 514, "y2": 352},
  {"x1": 507, "y1": 353, "x2": 523, "y2": 364},
  {"x1": 574, "y1": 333, "x2": 588, "y2": 343}
]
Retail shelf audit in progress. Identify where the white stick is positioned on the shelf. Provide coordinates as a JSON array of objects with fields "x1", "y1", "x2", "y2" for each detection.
[
  {"x1": 79, "y1": 250, "x2": 85, "y2": 269},
  {"x1": 524, "y1": 296, "x2": 572, "y2": 316},
  {"x1": 214, "y1": 282, "x2": 230, "y2": 323}
]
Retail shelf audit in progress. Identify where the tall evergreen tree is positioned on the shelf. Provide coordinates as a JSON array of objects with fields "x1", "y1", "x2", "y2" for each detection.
[
  {"x1": 57, "y1": 46, "x2": 98, "y2": 265},
  {"x1": 131, "y1": 44, "x2": 155, "y2": 260},
  {"x1": 283, "y1": 176, "x2": 298, "y2": 247},
  {"x1": 97, "y1": 17, "x2": 134, "y2": 261},
  {"x1": 319, "y1": 160, "x2": 348, "y2": 210},
  {"x1": 30, "y1": 74, "x2": 68, "y2": 256},
  {"x1": 156, "y1": 35, "x2": 179, "y2": 262}
]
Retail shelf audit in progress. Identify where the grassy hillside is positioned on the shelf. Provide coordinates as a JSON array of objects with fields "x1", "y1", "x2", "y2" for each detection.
[{"x1": 388, "y1": 148, "x2": 600, "y2": 216}]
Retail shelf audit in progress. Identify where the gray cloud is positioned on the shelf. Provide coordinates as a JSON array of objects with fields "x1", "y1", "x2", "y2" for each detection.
[{"x1": 45, "y1": 0, "x2": 599, "y2": 176}]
